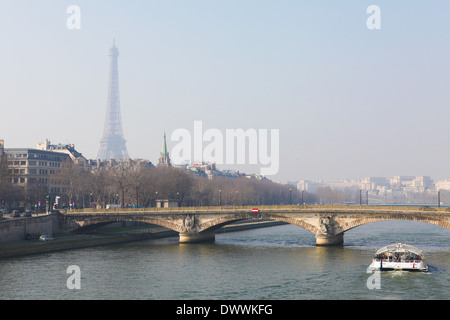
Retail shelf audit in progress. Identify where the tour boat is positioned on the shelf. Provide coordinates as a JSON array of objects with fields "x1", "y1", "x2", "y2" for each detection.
[{"x1": 368, "y1": 243, "x2": 428, "y2": 272}]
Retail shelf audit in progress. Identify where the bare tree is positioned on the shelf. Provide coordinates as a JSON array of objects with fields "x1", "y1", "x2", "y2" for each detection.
[
  {"x1": 127, "y1": 160, "x2": 154, "y2": 207},
  {"x1": 59, "y1": 158, "x2": 84, "y2": 208}
]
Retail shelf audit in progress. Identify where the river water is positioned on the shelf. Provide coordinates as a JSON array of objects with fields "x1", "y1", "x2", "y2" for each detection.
[{"x1": 0, "y1": 220, "x2": 448, "y2": 300}]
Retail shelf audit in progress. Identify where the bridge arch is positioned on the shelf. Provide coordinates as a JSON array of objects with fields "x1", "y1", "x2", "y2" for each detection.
[
  {"x1": 337, "y1": 215, "x2": 450, "y2": 234},
  {"x1": 64, "y1": 217, "x2": 185, "y2": 234},
  {"x1": 198, "y1": 216, "x2": 319, "y2": 235}
]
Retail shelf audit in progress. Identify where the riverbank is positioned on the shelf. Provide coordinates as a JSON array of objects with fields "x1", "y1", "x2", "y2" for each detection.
[{"x1": 0, "y1": 220, "x2": 286, "y2": 259}]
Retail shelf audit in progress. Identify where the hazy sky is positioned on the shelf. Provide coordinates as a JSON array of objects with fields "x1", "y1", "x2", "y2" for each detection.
[{"x1": 1, "y1": 1, "x2": 450, "y2": 182}]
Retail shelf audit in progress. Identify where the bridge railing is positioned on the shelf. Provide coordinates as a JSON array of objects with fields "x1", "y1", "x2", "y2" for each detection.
[{"x1": 66, "y1": 204, "x2": 450, "y2": 214}]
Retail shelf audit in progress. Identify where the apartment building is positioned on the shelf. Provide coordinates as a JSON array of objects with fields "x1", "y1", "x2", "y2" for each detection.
[
  {"x1": 4, "y1": 139, "x2": 88, "y2": 195},
  {"x1": 5, "y1": 147, "x2": 71, "y2": 193}
]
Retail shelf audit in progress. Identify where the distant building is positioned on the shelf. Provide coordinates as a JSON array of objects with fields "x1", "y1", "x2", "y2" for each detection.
[
  {"x1": 5, "y1": 146, "x2": 71, "y2": 193},
  {"x1": 187, "y1": 162, "x2": 217, "y2": 179},
  {"x1": 0, "y1": 140, "x2": 6, "y2": 172},
  {"x1": 435, "y1": 179, "x2": 450, "y2": 191},
  {"x1": 411, "y1": 176, "x2": 434, "y2": 192},
  {"x1": 158, "y1": 133, "x2": 171, "y2": 167},
  {"x1": 37, "y1": 139, "x2": 89, "y2": 171},
  {"x1": 88, "y1": 158, "x2": 154, "y2": 171},
  {"x1": 323, "y1": 179, "x2": 360, "y2": 191},
  {"x1": 389, "y1": 175, "x2": 434, "y2": 192},
  {"x1": 5, "y1": 140, "x2": 87, "y2": 194},
  {"x1": 296, "y1": 175, "x2": 437, "y2": 196},
  {"x1": 389, "y1": 176, "x2": 415, "y2": 190},
  {"x1": 297, "y1": 180, "x2": 323, "y2": 193},
  {"x1": 361, "y1": 177, "x2": 390, "y2": 191},
  {"x1": 156, "y1": 199, "x2": 178, "y2": 208},
  {"x1": 186, "y1": 161, "x2": 246, "y2": 180}
]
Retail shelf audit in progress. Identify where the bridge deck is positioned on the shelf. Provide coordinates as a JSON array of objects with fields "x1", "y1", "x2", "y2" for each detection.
[{"x1": 67, "y1": 205, "x2": 450, "y2": 215}]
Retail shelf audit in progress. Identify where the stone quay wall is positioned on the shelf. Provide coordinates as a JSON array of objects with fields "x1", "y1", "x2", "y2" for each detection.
[{"x1": 0, "y1": 214, "x2": 55, "y2": 242}]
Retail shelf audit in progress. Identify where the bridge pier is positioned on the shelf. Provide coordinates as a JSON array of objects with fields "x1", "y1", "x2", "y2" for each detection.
[
  {"x1": 179, "y1": 230, "x2": 216, "y2": 243},
  {"x1": 315, "y1": 233, "x2": 344, "y2": 246}
]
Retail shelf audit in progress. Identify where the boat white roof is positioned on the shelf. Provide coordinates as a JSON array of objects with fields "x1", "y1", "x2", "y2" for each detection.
[{"x1": 375, "y1": 243, "x2": 424, "y2": 256}]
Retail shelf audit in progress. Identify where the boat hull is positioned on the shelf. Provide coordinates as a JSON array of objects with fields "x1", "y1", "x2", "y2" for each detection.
[{"x1": 369, "y1": 260, "x2": 428, "y2": 272}]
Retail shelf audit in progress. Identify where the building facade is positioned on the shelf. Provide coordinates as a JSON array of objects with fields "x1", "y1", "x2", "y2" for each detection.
[
  {"x1": 435, "y1": 179, "x2": 450, "y2": 191},
  {"x1": 37, "y1": 139, "x2": 89, "y2": 171},
  {"x1": 4, "y1": 139, "x2": 87, "y2": 197},
  {"x1": 5, "y1": 147, "x2": 71, "y2": 194}
]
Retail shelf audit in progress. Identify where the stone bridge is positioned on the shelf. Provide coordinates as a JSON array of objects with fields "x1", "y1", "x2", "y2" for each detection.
[{"x1": 58, "y1": 205, "x2": 450, "y2": 245}]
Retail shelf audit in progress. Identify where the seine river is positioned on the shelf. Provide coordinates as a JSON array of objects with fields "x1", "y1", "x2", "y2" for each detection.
[{"x1": 0, "y1": 220, "x2": 448, "y2": 300}]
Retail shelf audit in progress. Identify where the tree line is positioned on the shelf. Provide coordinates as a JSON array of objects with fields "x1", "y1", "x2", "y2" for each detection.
[
  {"x1": 0, "y1": 158, "x2": 317, "y2": 210},
  {"x1": 2, "y1": 153, "x2": 444, "y2": 210},
  {"x1": 66, "y1": 162, "x2": 317, "y2": 209}
]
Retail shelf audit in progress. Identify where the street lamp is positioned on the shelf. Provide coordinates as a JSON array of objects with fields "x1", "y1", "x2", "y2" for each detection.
[
  {"x1": 55, "y1": 196, "x2": 60, "y2": 210},
  {"x1": 219, "y1": 189, "x2": 222, "y2": 206},
  {"x1": 289, "y1": 188, "x2": 292, "y2": 206},
  {"x1": 46, "y1": 194, "x2": 50, "y2": 213},
  {"x1": 438, "y1": 190, "x2": 441, "y2": 208}
]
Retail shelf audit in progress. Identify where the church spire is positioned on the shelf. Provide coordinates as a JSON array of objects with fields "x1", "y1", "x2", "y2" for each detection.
[
  {"x1": 158, "y1": 132, "x2": 171, "y2": 167},
  {"x1": 161, "y1": 132, "x2": 168, "y2": 155}
]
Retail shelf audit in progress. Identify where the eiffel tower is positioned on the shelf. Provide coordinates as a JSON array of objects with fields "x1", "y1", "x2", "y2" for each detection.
[{"x1": 97, "y1": 39, "x2": 129, "y2": 160}]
